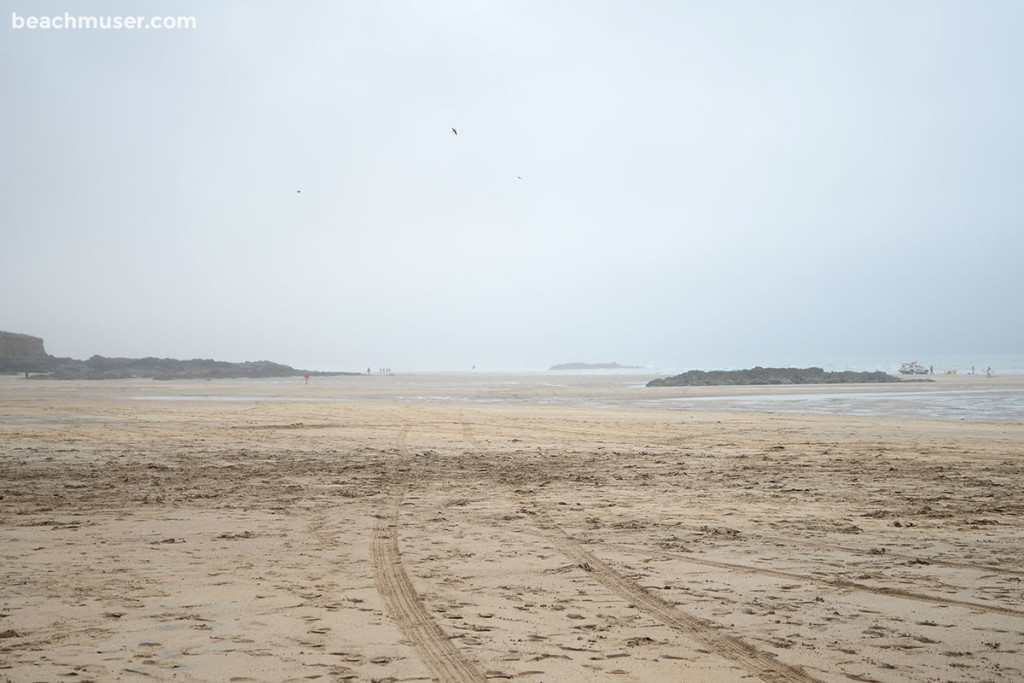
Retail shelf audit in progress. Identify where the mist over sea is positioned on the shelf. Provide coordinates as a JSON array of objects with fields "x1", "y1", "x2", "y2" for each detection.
[
  {"x1": 785, "y1": 354, "x2": 1024, "y2": 376},
  {"x1": 499, "y1": 353, "x2": 1024, "y2": 377},
  {"x1": 542, "y1": 354, "x2": 1024, "y2": 421},
  {"x1": 127, "y1": 353, "x2": 1024, "y2": 422}
]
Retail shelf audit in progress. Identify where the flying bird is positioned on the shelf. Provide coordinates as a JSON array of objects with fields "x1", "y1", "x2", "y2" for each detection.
[{"x1": 451, "y1": 128, "x2": 458, "y2": 135}]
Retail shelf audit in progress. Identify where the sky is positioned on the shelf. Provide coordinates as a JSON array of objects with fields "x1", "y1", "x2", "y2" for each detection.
[{"x1": 2, "y1": 1, "x2": 1022, "y2": 372}]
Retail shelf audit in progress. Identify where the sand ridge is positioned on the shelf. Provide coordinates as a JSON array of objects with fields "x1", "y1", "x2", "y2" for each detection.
[{"x1": 1, "y1": 375, "x2": 1023, "y2": 681}]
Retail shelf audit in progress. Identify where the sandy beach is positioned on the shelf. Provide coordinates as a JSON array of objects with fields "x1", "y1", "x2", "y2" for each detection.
[{"x1": 1, "y1": 373, "x2": 1022, "y2": 682}]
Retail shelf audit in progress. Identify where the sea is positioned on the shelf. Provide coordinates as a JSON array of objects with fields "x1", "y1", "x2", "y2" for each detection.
[
  {"x1": 636, "y1": 387, "x2": 1024, "y2": 423},
  {"x1": 544, "y1": 353, "x2": 1024, "y2": 422},
  {"x1": 129, "y1": 352, "x2": 1024, "y2": 423}
]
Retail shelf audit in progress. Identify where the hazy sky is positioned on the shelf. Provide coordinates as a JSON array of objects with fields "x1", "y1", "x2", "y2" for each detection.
[{"x1": 3, "y1": 1, "x2": 1022, "y2": 371}]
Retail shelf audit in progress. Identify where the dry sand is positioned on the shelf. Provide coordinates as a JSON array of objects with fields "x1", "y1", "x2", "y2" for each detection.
[{"x1": 1, "y1": 373, "x2": 1022, "y2": 682}]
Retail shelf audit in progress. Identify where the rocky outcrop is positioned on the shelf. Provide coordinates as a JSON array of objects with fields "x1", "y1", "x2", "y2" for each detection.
[
  {"x1": 64, "y1": 356, "x2": 306, "y2": 380},
  {"x1": 0, "y1": 330, "x2": 356, "y2": 379},
  {"x1": 0, "y1": 353, "x2": 307, "y2": 380},
  {"x1": 0, "y1": 330, "x2": 54, "y2": 374},
  {"x1": 0, "y1": 331, "x2": 48, "y2": 357},
  {"x1": 647, "y1": 366, "x2": 902, "y2": 387}
]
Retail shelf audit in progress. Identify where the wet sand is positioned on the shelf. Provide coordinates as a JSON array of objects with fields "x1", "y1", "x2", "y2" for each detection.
[{"x1": 1, "y1": 373, "x2": 1023, "y2": 682}]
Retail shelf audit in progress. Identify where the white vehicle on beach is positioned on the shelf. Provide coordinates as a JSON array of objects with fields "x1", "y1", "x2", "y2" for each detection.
[{"x1": 899, "y1": 361, "x2": 929, "y2": 375}]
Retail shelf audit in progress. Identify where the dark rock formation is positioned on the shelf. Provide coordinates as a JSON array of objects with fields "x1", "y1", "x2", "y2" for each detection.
[
  {"x1": 647, "y1": 366, "x2": 902, "y2": 387},
  {"x1": 64, "y1": 356, "x2": 304, "y2": 381},
  {"x1": 0, "y1": 330, "x2": 357, "y2": 379},
  {"x1": 0, "y1": 352, "x2": 306, "y2": 380},
  {"x1": 0, "y1": 331, "x2": 48, "y2": 357},
  {"x1": 0, "y1": 330, "x2": 55, "y2": 374}
]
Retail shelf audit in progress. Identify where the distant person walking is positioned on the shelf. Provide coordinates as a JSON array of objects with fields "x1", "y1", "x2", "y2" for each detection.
[
  {"x1": 304, "y1": 372, "x2": 310, "y2": 385},
  {"x1": 986, "y1": 366, "x2": 993, "y2": 378}
]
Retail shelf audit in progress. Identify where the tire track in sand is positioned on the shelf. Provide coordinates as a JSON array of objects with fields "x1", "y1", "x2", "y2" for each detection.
[
  {"x1": 371, "y1": 419, "x2": 487, "y2": 683},
  {"x1": 600, "y1": 542, "x2": 1024, "y2": 618},
  {"x1": 730, "y1": 531, "x2": 1024, "y2": 579},
  {"x1": 457, "y1": 416, "x2": 1023, "y2": 620},
  {"x1": 451, "y1": 408, "x2": 1024, "y2": 580},
  {"x1": 534, "y1": 512, "x2": 821, "y2": 683},
  {"x1": 453, "y1": 418, "x2": 818, "y2": 681}
]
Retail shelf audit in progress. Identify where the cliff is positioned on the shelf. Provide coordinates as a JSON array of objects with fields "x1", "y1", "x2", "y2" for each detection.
[{"x1": 0, "y1": 331, "x2": 48, "y2": 357}]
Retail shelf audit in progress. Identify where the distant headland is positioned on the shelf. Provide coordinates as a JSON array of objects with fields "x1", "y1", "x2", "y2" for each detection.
[
  {"x1": 0, "y1": 330, "x2": 357, "y2": 380},
  {"x1": 549, "y1": 362, "x2": 642, "y2": 371},
  {"x1": 647, "y1": 366, "x2": 905, "y2": 387}
]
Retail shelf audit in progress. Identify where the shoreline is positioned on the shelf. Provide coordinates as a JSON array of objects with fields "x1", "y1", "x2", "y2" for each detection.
[{"x1": 4, "y1": 370, "x2": 1022, "y2": 422}]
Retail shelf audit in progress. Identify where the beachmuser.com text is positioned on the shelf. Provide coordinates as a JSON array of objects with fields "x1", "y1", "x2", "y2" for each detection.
[{"x1": 11, "y1": 12, "x2": 197, "y2": 30}]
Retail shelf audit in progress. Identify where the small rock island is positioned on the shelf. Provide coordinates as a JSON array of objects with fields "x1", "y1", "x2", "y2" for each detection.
[{"x1": 647, "y1": 366, "x2": 901, "y2": 387}]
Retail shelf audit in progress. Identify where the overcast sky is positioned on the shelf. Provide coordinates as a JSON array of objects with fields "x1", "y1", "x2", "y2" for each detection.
[{"x1": 2, "y1": 1, "x2": 1022, "y2": 371}]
